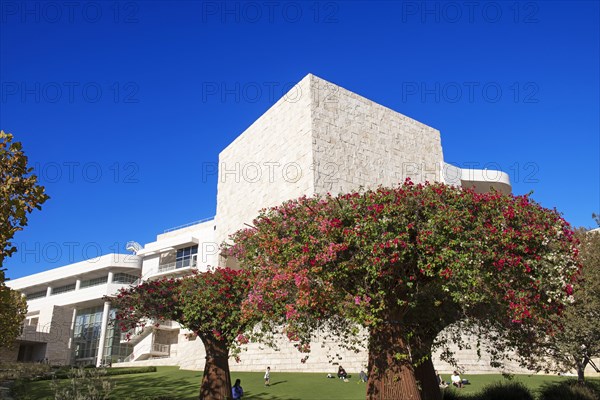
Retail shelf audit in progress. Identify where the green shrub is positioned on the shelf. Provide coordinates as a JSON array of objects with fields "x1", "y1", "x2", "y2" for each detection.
[
  {"x1": 104, "y1": 366, "x2": 157, "y2": 376},
  {"x1": 0, "y1": 362, "x2": 51, "y2": 380},
  {"x1": 539, "y1": 381, "x2": 600, "y2": 400},
  {"x1": 477, "y1": 381, "x2": 534, "y2": 400},
  {"x1": 33, "y1": 366, "x2": 157, "y2": 380},
  {"x1": 51, "y1": 367, "x2": 113, "y2": 400}
]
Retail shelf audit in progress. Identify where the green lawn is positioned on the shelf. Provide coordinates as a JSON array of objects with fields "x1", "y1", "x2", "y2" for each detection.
[{"x1": 22, "y1": 366, "x2": 600, "y2": 399}]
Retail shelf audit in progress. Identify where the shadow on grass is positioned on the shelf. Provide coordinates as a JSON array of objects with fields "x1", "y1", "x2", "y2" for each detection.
[
  {"x1": 112, "y1": 373, "x2": 203, "y2": 399},
  {"x1": 245, "y1": 391, "x2": 301, "y2": 400},
  {"x1": 270, "y1": 380, "x2": 288, "y2": 386}
]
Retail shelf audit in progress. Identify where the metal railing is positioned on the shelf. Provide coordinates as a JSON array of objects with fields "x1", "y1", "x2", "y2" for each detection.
[
  {"x1": 163, "y1": 217, "x2": 214, "y2": 233},
  {"x1": 152, "y1": 343, "x2": 169, "y2": 354},
  {"x1": 158, "y1": 254, "x2": 197, "y2": 273}
]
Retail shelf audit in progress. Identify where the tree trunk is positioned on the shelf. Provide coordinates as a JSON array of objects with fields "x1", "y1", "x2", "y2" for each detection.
[
  {"x1": 414, "y1": 357, "x2": 442, "y2": 400},
  {"x1": 577, "y1": 361, "x2": 586, "y2": 385},
  {"x1": 199, "y1": 335, "x2": 232, "y2": 400},
  {"x1": 367, "y1": 322, "x2": 422, "y2": 400}
]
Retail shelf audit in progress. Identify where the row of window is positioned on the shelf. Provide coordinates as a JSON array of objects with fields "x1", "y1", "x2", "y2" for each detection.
[{"x1": 25, "y1": 272, "x2": 139, "y2": 299}]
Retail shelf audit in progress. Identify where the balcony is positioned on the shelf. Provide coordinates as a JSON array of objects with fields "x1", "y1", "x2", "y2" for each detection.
[
  {"x1": 18, "y1": 324, "x2": 51, "y2": 342},
  {"x1": 152, "y1": 343, "x2": 170, "y2": 354},
  {"x1": 157, "y1": 255, "x2": 197, "y2": 273}
]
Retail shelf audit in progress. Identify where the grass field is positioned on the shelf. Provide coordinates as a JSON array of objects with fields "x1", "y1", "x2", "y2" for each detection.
[{"x1": 22, "y1": 366, "x2": 600, "y2": 399}]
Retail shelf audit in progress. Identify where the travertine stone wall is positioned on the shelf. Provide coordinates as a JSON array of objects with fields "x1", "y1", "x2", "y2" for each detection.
[
  {"x1": 169, "y1": 329, "x2": 368, "y2": 374},
  {"x1": 0, "y1": 346, "x2": 18, "y2": 363},
  {"x1": 46, "y1": 305, "x2": 74, "y2": 365},
  {"x1": 215, "y1": 73, "x2": 444, "y2": 246},
  {"x1": 309, "y1": 75, "x2": 443, "y2": 195},
  {"x1": 215, "y1": 75, "x2": 315, "y2": 246}
]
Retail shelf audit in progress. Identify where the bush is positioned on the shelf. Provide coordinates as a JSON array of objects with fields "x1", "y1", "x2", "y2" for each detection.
[
  {"x1": 104, "y1": 366, "x2": 157, "y2": 376},
  {"x1": 33, "y1": 366, "x2": 157, "y2": 380},
  {"x1": 0, "y1": 362, "x2": 51, "y2": 380},
  {"x1": 539, "y1": 381, "x2": 600, "y2": 400},
  {"x1": 51, "y1": 368, "x2": 113, "y2": 400},
  {"x1": 477, "y1": 381, "x2": 534, "y2": 400}
]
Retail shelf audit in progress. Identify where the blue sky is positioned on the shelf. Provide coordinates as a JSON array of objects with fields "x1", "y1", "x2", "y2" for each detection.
[{"x1": 1, "y1": 1, "x2": 598, "y2": 279}]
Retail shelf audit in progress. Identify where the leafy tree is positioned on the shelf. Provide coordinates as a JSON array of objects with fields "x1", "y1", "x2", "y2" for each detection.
[
  {"x1": 0, "y1": 286, "x2": 28, "y2": 348},
  {"x1": 109, "y1": 268, "x2": 252, "y2": 400},
  {"x1": 0, "y1": 130, "x2": 49, "y2": 267},
  {"x1": 523, "y1": 225, "x2": 600, "y2": 384},
  {"x1": 0, "y1": 130, "x2": 47, "y2": 348},
  {"x1": 228, "y1": 180, "x2": 580, "y2": 400}
]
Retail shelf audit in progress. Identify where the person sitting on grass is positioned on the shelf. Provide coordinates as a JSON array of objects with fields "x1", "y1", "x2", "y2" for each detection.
[
  {"x1": 359, "y1": 370, "x2": 368, "y2": 383},
  {"x1": 436, "y1": 371, "x2": 448, "y2": 388},
  {"x1": 451, "y1": 371, "x2": 463, "y2": 388},
  {"x1": 337, "y1": 365, "x2": 348, "y2": 380},
  {"x1": 232, "y1": 379, "x2": 244, "y2": 400}
]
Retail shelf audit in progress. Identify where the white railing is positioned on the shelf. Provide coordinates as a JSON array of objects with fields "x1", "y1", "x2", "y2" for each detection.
[
  {"x1": 163, "y1": 217, "x2": 214, "y2": 233},
  {"x1": 119, "y1": 336, "x2": 169, "y2": 362},
  {"x1": 158, "y1": 254, "x2": 197, "y2": 273}
]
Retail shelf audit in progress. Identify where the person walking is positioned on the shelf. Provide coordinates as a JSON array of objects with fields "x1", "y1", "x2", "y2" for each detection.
[
  {"x1": 232, "y1": 379, "x2": 244, "y2": 400},
  {"x1": 264, "y1": 366, "x2": 271, "y2": 386}
]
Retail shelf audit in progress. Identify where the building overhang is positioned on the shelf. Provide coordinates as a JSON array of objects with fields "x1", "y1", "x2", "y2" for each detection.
[
  {"x1": 443, "y1": 162, "x2": 512, "y2": 195},
  {"x1": 136, "y1": 236, "x2": 200, "y2": 256}
]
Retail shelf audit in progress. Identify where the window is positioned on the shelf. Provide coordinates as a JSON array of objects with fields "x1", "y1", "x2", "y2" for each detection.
[
  {"x1": 51, "y1": 283, "x2": 76, "y2": 295},
  {"x1": 176, "y1": 245, "x2": 198, "y2": 269},
  {"x1": 102, "y1": 309, "x2": 133, "y2": 364},
  {"x1": 112, "y1": 273, "x2": 138, "y2": 284},
  {"x1": 26, "y1": 290, "x2": 47, "y2": 300},
  {"x1": 72, "y1": 306, "x2": 104, "y2": 364},
  {"x1": 80, "y1": 276, "x2": 108, "y2": 288}
]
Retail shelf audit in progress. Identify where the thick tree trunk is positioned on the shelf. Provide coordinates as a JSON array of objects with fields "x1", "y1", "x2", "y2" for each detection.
[
  {"x1": 199, "y1": 335, "x2": 232, "y2": 400},
  {"x1": 414, "y1": 357, "x2": 442, "y2": 400},
  {"x1": 367, "y1": 322, "x2": 422, "y2": 400}
]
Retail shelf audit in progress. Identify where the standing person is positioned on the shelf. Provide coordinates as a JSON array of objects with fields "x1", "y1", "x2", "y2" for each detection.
[
  {"x1": 232, "y1": 379, "x2": 244, "y2": 400},
  {"x1": 264, "y1": 366, "x2": 271, "y2": 386},
  {"x1": 451, "y1": 371, "x2": 463, "y2": 388}
]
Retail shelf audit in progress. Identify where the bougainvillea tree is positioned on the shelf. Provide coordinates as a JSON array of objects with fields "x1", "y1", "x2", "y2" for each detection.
[
  {"x1": 109, "y1": 268, "x2": 252, "y2": 400},
  {"x1": 228, "y1": 180, "x2": 580, "y2": 400}
]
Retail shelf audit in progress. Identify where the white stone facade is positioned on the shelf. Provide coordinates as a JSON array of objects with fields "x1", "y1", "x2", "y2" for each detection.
[
  {"x1": 216, "y1": 74, "x2": 450, "y2": 246},
  {"x1": 4, "y1": 254, "x2": 141, "y2": 366}
]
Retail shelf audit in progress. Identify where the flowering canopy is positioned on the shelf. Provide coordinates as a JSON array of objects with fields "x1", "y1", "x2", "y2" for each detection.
[
  {"x1": 111, "y1": 267, "x2": 251, "y2": 347},
  {"x1": 228, "y1": 180, "x2": 580, "y2": 370},
  {"x1": 109, "y1": 268, "x2": 253, "y2": 400}
]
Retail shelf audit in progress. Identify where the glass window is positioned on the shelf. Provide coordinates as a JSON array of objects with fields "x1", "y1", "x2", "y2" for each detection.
[
  {"x1": 72, "y1": 306, "x2": 104, "y2": 365},
  {"x1": 26, "y1": 290, "x2": 47, "y2": 300},
  {"x1": 51, "y1": 283, "x2": 76, "y2": 295},
  {"x1": 176, "y1": 245, "x2": 198, "y2": 269},
  {"x1": 80, "y1": 276, "x2": 108, "y2": 288},
  {"x1": 112, "y1": 273, "x2": 138, "y2": 284}
]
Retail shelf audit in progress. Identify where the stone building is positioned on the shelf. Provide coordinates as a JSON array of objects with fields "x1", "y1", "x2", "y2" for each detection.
[{"x1": 9, "y1": 74, "x2": 574, "y2": 376}]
